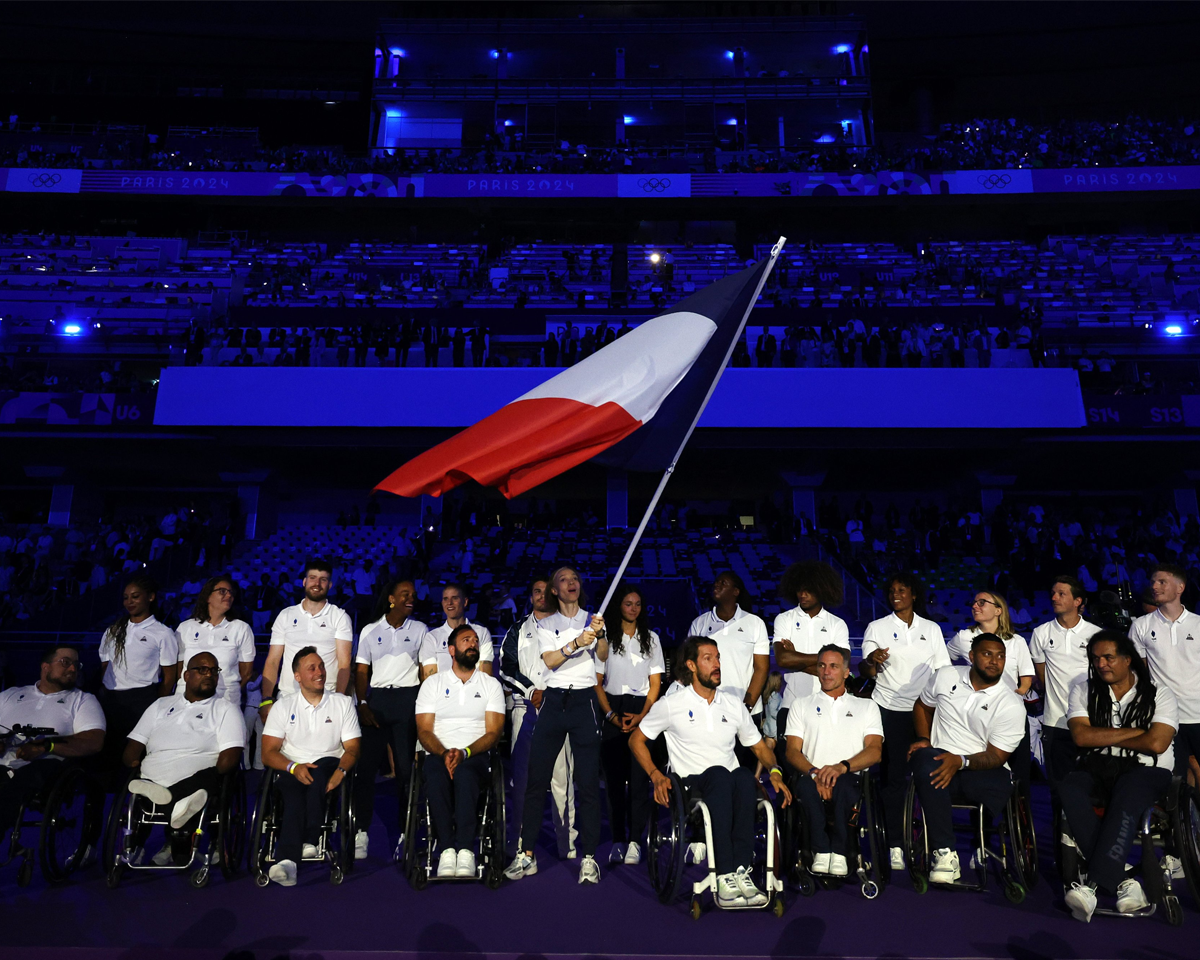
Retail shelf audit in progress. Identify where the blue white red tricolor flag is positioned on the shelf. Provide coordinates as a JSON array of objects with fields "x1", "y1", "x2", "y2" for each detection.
[{"x1": 376, "y1": 251, "x2": 777, "y2": 499}]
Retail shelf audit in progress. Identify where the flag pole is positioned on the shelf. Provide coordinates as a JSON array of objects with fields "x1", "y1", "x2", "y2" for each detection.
[{"x1": 597, "y1": 237, "x2": 786, "y2": 616}]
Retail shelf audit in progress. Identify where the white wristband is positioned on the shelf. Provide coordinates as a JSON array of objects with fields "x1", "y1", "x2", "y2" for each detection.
[{"x1": 960, "y1": 754, "x2": 970, "y2": 769}]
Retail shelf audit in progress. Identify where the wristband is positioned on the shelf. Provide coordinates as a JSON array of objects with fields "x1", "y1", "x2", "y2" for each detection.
[
  {"x1": 287, "y1": 761, "x2": 297, "y2": 776},
  {"x1": 606, "y1": 710, "x2": 615, "y2": 721},
  {"x1": 768, "y1": 765, "x2": 783, "y2": 778},
  {"x1": 47, "y1": 742, "x2": 55, "y2": 754},
  {"x1": 338, "y1": 766, "x2": 350, "y2": 775},
  {"x1": 260, "y1": 699, "x2": 274, "y2": 708},
  {"x1": 960, "y1": 754, "x2": 970, "y2": 769},
  {"x1": 464, "y1": 746, "x2": 472, "y2": 759}
]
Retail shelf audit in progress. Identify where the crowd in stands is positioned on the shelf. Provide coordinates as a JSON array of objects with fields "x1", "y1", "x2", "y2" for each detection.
[{"x1": 3, "y1": 115, "x2": 1198, "y2": 174}]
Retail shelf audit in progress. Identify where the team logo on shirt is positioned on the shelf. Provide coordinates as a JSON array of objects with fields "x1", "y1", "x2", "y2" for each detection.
[
  {"x1": 221, "y1": 637, "x2": 229, "y2": 643},
  {"x1": 474, "y1": 692, "x2": 482, "y2": 698},
  {"x1": 195, "y1": 713, "x2": 204, "y2": 719},
  {"x1": 138, "y1": 637, "x2": 147, "y2": 643},
  {"x1": 687, "y1": 710, "x2": 695, "y2": 722},
  {"x1": 846, "y1": 711, "x2": 854, "y2": 717},
  {"x1": 981, "y1": 703, "x2": 990, "y2": 711},
  {"x1": 324, "y1": 717, "x2": 333, "y2": 723},
  {"x1": 445, "y1": 688, "x2": 451, "y2": 697},
  {"x1": 167, "y1": 707, "x2": 174, "y2": 714},
  {"x1": 1150, "y1": 631, "x2": 1156, "y2": 641},
  {"x1": 816, "y1": 705, "x2": 822, "y2": 714},
  {"x1": 377, "y1": 636, "x2": 384, "y2": 644},
  {"x1": 16, "y1": 694, "x2": 24, "y2": 701},
  {"x1": 721, "y1": 715, "x2": 728, "y2": 723}
]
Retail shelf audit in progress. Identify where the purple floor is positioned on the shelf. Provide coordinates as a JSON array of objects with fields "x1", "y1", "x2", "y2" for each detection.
[{"x1": 0, "y1": 782, "x2": 1195, "y2": 960}]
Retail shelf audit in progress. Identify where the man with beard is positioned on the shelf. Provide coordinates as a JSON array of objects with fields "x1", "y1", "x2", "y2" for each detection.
[
  {"x1": 415, "y1": 625, "x2": 505, "y2": 878},
  {"x1": 772, "y1": 562, "x2": 850, "y2": 769},
  {"x1": 785, "y1": 645, "x2": 883, "y2": 876},
  {"x1": 353, "y1": 579, "x2": 429, "y2": 861},
  {"x1": 261, "y1": 647, "x2": 361, "y2": 886},
  {"x1": 907, "y1": 634, "x2": 1026, "y2": 885},
  {"x1": 261, "y1": 560, "x2": 355, "y2": 714},
  {"x1": 631, "y1": 637, "x2": 791, "y2": 907},
  {"x1": 0, "y1": 645, "x2": 106, "y2": 835},
  {"x1": 499, "y1": 576, "x2": 577, "y2": 860},
  {"x1": 122, "y1": 651, "x2": 245, "y2": 864}
]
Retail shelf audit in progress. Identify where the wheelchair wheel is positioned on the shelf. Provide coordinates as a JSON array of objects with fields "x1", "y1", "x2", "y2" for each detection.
[
  {"x1": 860, "y1": 770, "x2": 889, "y2": 896},
  {"x1": 901, "y1": 781, "x2": 929, "y2": 893},
  {"x1": 40, "y1": 766, "x2": 103, "y2": 884},
  {"x1": 1002, "y1": 792, "x2": 1030, "y2": 891},
  {"x1": 249, "y1": 770, "x2": 277, "y2": 888},
  {"x1": 751, "y1": 786, "x2": 783, "y2": 905},
  {"x1": 1171, "y1": 780, "x2": 1200, "y2": 908},
  {"x1": 334, "y1": 771, "x2": 356, "y2": 879},
  {"x1": 403, "y1": 753, "x2": 428, "y2": 890},
  {"x1": 217, "y1": 770, "x2": 247, "y2": 879},
  {"x1": 1009, "y1": 784, "x2": 1038, "y2": 890},
  {"x1": 646, "y1": 772, "x2": 686, "y2": 905},
  {"x1": 103, "y1": 777, "x2": 139, "y2": 888},
  {"x1": 483, "y1": 759, "x2": 506, "y2": 889}
]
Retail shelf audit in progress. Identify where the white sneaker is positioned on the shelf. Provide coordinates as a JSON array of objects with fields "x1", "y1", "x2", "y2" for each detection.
[
  {"x1": 1065, "y1": 881, "x2": 1098, "y2": 922},
  {"x1": 578, "y1": 854, "x2": 601, "y2": 884},
  {"x1": 169, "y1": 789, "x2": 208, "y2": 829},
  {"x1": 609, "y1": 842, "x2": 626, "y2": 865},
  {"x1": 930, "y1": 848, "x2": 961, "y2": 883},
  {"x1": 829, "y1": 853, "x2": 849, "y2": 877},
  {"x1": 268, "y1": 859, "x2": 297, "y2": 886},
  {"x1": 504, "y1": 852, "x2": 537, "y2": 880},
  {"x1": 734, "y1": 865, "x2": 769, "y2": 907},
  {"x1": 151, "y1": 844, "x2": 174, "y2": 866},
  {"x1": 437, "y1": 847, "x2": 458, "y2": 878},
  {"x1": 716, "y1": 872, "x2": 745, "y2": 907},
  {"x1": 128, "y1": 779, "x2": 172, "y2": 806},
  {"x1": 456, "y1": 848, "x2": 476, "y2": 878},
  {"x1": 1116, "y1": 878, "x2": 1150, "y2": 914},
  {"x1": 889, "y1": 846, "x2": 904, "y2": 870},
  {"x1": 686, "y1": 841, "x2": 707, "y2": 864},
  {"x1": 624, "y1": 841, "x2": 642, "y2": 865},
  {"x1": 354, "y1": 830, "x2": 368, "y2": 861},
  {"x1": 301, "y1": 843, "x2": 319, "y2": 860},
  {"x1": 1164, "y1": 854, "x2": 1185, "y2": 879},
  {"x1": 811, "y1": 852, "x2": 831, "y2": 874}
]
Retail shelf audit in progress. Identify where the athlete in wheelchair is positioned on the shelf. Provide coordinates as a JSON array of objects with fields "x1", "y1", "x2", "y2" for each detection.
[
  {"x1": 0, "y1": 643, "x2": 106, "y2": 886},
  {"x1": 784, "y1": 644, "x2": 888, "y2": 898},
  {"x1": 1060, "y1": 629, "x2": 1189, "y2": 923},
  {"x1": 104, "y1": 651, "x2": 246, "y2": 887},
  {"x1": 403, "y1": 624, "x2": 507, "y2": 887},
  {"x1": 631, "y1": 636, "x2": 791, "y2": 917},
  {"x1": 253, "y1": 645, "x2": 361, "y2": 887},
  {"x1": 903, "y1": 633, "x2": 1034, "y2": 902}
]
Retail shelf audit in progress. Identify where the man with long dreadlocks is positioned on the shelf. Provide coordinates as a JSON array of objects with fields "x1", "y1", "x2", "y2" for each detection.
[{"x1": 1061, "y1": 629, "x2": 1178, "y2": 922}]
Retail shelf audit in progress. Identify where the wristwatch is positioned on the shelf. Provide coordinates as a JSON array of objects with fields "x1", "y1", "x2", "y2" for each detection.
[{"x1": 840, "y1": 759, "x2": 852, "y2": 773}]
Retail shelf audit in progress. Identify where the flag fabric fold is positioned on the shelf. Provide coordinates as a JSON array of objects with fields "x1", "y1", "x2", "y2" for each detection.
[{"x1": 376, "y1": 256, "x2": 773, "y2": 499}]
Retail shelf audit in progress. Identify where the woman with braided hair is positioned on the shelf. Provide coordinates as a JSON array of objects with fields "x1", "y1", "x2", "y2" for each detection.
[
  {"x1": 1060, "y1": 629, "x2": 1178, "y2": 922},
  {"x1": 97, "y1": 576, "x2": 180, "y2": 770}
]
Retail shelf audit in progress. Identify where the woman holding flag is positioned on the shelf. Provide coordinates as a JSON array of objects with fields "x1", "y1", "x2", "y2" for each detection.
[{"x1": 505, "y1": 565, "x2": 610, "y2": 884}]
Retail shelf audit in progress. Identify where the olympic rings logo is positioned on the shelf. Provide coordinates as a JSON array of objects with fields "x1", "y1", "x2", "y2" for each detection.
[
  {"x1": 977, "y1": 173, "x2": 1012, "y2": 189},
  {"x1": 637, "y1": 177, "x2": 672, "y2": 193},
  {"x1": 28, "y1": 172, "x2": 63, "y2": 188}
]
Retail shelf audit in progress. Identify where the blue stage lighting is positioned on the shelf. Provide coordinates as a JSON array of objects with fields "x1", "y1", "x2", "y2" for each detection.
[
  {"x1": 724, "y1": 51, "x2": 734, "y2": 60},
  {"x1": 1165, "y1": 324, "x2": 1184, "y2": 336},
  {"x1": 725, "y1": 118, "x2": 738, "y2": 126},
  {"x1": 388, "y1": 47, "x2": 405, "y2": 57},
  {"x1": 623, "y1": 115, "x2": 635, "y2": 124},
  {"x1": 503, "y1": 119, "x2": 514, "y2": 127},
  {"x1": 816, "y1": 134, "x2": 836, "y2": 143},
  {"x1": 834, "y1": 44, "x2": 852, "y2": 54},
  {"x1": 490, "y1": 49, "x2": 499, "y2": 59},
  {"x1": 63, "y1": 323, "x2": 82, "y2": 335}
]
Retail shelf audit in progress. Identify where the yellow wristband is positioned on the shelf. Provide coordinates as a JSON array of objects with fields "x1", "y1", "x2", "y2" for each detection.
[{"x1": 464, "y1": 746, "x2": 472, "y2": 759}]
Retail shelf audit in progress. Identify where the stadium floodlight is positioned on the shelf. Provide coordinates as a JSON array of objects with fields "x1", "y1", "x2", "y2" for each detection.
[
  {"x1": 1165, "y1": 324, "x2": 1184, "y2": 336},
  {"x1": 63, "y1": 323, "x2": 82, "y2": 335},
  {"x1": 725, "y1": 118, "x2": 738, "y2": 126},
  {"x1": 623, "y1": 116, "x2": 635, "y2": 125},
  {"x1": 724, "y1": 51, "x2": 734, "y2": 60},
  {"x1": 649, "y1": 253, "x2": 661, "y2": 264}
]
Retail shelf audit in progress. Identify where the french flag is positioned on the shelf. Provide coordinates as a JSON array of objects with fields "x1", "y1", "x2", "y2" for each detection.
[{"x1": 376, "y1": 250, "x2": 778, "y2": 499}]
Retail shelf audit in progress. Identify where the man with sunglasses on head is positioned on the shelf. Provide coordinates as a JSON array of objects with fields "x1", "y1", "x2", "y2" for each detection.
[
  {"x1": 0, "y1": 645, "x2": 106, "y2": 836},
  {"x1": 121, "y1": 651, "x2": 245, "y2": 865}
]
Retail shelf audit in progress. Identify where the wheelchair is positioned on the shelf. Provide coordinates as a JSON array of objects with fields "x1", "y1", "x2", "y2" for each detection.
[
  {"x1": 402, "y1": 747, "x2": 506, "y2": 890},
  {"x1": 645, "y1": 769, "x2": 785, "y2": 919},
  {"x1": 902, "y1": 774, "x2": 1034, "y2": 903},
  {"x1": 102, "y1": 768, "x2": 247, "y2": 888},
  {"x1": 1058, "y1": 776, "x2": 1194, "y2": 925},
  {"x1": 785, "y1": 767, "x2": 889, "y2": 900},
  {"x1": 249, "y1": 766, "x2": 356, "y2": 886},
  {"x1": 1, "y1": 754, "x2": 105, "y2": 887},
  {"x1": 1174, "y1": 776, "x2": 1200, "y2": 908}
]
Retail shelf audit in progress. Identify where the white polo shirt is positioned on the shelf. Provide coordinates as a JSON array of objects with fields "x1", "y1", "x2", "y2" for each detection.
[
  {"x1": 920, "y1": 665, "x2": 1026, "y2": 760},
  {"x1": 0, "y1": 684, "x2": 106, "y2": 770},
  {"x1": 599, "y1": 630, "x2": 665, "y2": 697},
  {"x1": 1067, "y1": 674, "x2": 1178, "y2": 769},
  {"x1": 688, "y1": 606, "x2": 770, "y2": 715},
  {"x1": 175, "y1": 618, "x2": 256, "y2": 707},
  {"x1": 355, "y1": 616, "x2": 428, "y2": 688},
  {"x1": 537, "y1": 610, "x2": 604, "y2": 690},
  {"x1": 99, "y1": 615, "x2": 180, "y2": 690},
  {"x1": 862, "y1": 612, "x2": 951, "y2": 712},
  {"x1": 420, "y1": 620, "x2": 494, "y2": 673},
  {"x1": 772, "y1": 606, "x2": 851, "y2": 711},
  {"x1": 262, "y1": 689, "x2": 361, "y2": 764},
  {"x1": 514, "y1": 612, "x2": 553, "y2": 696},
  {"x1": 785, "y1": 688, "x2": 884, "y2": 768},
  {"x1": 946, "y1": 628, "x2": 1035, "y2": 693},
  {"x1": 1029, "y1": 617, "x2": 1102, "y2": 729},
  {"x1": 128, "y1": 692, "x2": 245, "y2": 787},
  {"x1": 414, "y1": 667, "x2": 505, "y2": 750},
  {"x1": 639, "y1": 685, "x2": 761, "y2": 778},
  {"x1": 1130, "y1": 607, "x2": 1200, "y2": 723},
  {"x1": 270, "y1": 601, "x2": 354, "y2": 695}
]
